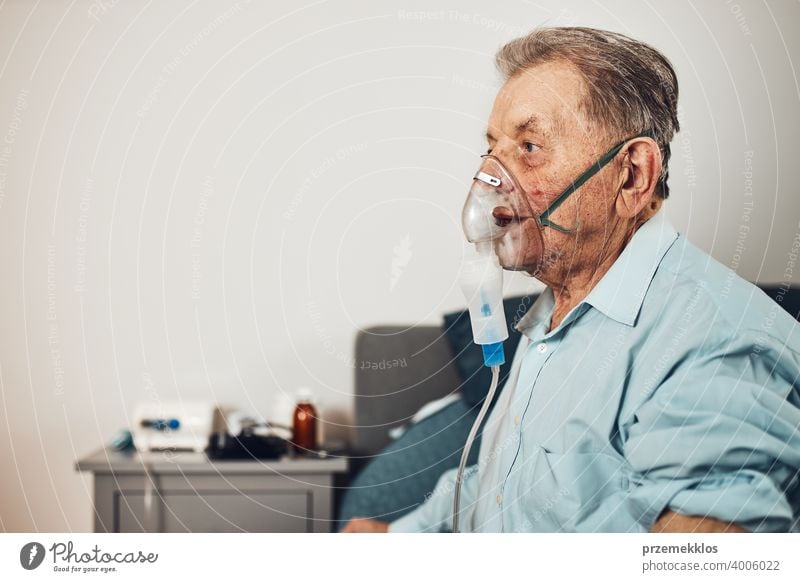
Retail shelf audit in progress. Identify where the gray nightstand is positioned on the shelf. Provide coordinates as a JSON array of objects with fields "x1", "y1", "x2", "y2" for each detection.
[{"x1": 75, "y1": 448, "x2": 348, "y2": 533}]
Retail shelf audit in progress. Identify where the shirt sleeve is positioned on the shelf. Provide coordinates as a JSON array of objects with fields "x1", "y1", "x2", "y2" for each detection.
[
  {"x1": 388, "y1": 465, "x2": 479, "y2": 532},
  {"x1": 622, "y1": 335, "x2": 800, "y2": 532}
]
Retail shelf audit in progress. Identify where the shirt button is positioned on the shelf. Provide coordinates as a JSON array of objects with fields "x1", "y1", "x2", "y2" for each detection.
[
  {"x1": 537, "y1": 343, "x2": 547, "y2": 353},
  {"x1": 513, "y1": 415, "x2": 520, "y2": 425},
  {"x1": 496, "y1": 494, "x2": 503, "y2": 505}
]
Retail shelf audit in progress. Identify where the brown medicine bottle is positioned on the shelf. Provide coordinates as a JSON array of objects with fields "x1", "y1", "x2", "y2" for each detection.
[{"x1": 292, "y1": 388, "x2": 317, "y2": 453}]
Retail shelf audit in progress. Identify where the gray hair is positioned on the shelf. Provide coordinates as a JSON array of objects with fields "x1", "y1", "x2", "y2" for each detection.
[{"x1": 496, "y1": 27, "x2": 679, "y2": 199}]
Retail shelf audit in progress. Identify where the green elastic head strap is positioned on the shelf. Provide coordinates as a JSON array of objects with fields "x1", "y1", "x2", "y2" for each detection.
[{"x1": 538, "y1": 129, "x2": 656, "y2": 233}]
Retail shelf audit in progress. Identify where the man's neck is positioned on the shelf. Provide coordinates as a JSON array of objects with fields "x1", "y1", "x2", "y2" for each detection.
[
  {"x1": 543, "y1": 223, "x2": 640, "y2": 332},
  {"x1": 546, "y1": 257, "x2": 617, "y2": 331}
]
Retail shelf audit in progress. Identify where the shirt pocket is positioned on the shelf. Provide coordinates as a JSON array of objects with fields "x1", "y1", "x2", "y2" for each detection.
[{"x1": 513, "y1": 446, "x2": 628, "y2": 532}]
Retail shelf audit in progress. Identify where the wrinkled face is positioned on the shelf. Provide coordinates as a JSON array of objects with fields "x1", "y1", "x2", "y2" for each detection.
[{"x1": 484, "y1": 60, "x2": 622, "y2": 277}]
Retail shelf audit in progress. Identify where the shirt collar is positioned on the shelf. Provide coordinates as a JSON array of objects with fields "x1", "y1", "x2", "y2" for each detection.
[
  {"x1": 583, "y1": 209, "x2": 678, "y2": 326},
  {"x1": 514, "y1": 287, "x2": 554, "y2": 340},
  {"x1": 514, "y1": 210, "x2": 678, "y2": 334}
]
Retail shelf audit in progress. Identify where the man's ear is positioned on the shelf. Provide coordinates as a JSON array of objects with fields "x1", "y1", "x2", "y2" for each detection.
[{"x1": 616, "y1": 137, "x2": 663, "y2": 219}]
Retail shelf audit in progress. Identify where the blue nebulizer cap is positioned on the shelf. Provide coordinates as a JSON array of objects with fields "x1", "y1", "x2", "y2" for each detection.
[{"x1": 481, "y1": 342, "x2": 505, "y2": 367}]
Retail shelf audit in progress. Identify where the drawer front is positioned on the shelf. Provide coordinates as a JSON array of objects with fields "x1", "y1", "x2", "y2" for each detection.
[{"x1": 116, "y1": 490, "x2": 311, "y2": 532}]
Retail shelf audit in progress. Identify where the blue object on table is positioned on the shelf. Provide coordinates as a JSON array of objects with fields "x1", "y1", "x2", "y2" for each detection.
[{"x1": 110, "y1": 429, "x2": 134, "y2": 451}]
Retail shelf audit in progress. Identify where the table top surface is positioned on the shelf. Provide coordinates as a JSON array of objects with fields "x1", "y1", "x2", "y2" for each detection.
[{"x1": 75, "y1": 447, "x2": 349, "y2": 475}]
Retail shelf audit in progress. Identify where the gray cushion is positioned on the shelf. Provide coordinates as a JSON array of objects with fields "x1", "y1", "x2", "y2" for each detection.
[{"x1": 352, "y1": 325, "x2": 462, "y2": 458}]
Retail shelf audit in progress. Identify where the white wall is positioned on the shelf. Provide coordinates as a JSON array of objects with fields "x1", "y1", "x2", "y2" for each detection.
[{"x1": 0, "y1": 0, "x2": 797, "y2": 532}]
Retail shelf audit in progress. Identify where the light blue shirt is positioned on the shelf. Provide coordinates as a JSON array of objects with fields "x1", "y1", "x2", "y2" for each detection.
[{"x1": 390, "y1": 210, "x2": 800, "y2": 532}]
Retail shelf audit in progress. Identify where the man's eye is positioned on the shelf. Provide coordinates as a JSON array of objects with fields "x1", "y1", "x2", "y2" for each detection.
[{"x1": 523, "y1": 142, "x2": 540, "y2": 153}]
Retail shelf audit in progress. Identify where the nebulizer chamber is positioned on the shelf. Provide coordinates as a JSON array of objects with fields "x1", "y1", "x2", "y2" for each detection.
[{"x1": 459, "y1": 248, "x2": 508, "y2": 367}]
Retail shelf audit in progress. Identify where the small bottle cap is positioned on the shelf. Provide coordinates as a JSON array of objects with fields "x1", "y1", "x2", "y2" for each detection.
[{"x1": 296, "y1": 387, "x2": 314, "y2": 402}]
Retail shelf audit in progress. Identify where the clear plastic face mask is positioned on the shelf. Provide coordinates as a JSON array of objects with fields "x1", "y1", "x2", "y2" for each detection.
[
  {"x1": 461, "y1": 130, "x2": 654, "y2": 272},
  {"x1": 461, "y1": 154, "x2": 545, "y2": 272}
]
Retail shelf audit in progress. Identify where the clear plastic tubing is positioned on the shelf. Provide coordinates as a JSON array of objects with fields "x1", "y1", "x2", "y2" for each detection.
[{"x1": 452, "y1": 364, "x2": 500, "y2": 533}]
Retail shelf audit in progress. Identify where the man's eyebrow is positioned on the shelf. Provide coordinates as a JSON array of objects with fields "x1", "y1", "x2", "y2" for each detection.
[
  {"x1": 516, "y1": 114, "x2": 551, "y2": 136},
  {"x1": 485, "y1": 117, "x2": 544, "y2": 141},
  {"x1": 484, "y1": 114, "x2": 562, "y2": 142}
]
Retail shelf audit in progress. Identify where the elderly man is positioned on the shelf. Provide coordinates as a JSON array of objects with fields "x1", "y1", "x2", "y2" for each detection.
[{"x1": 343, "y1": 27, "x2": 800, "y2": 533}]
